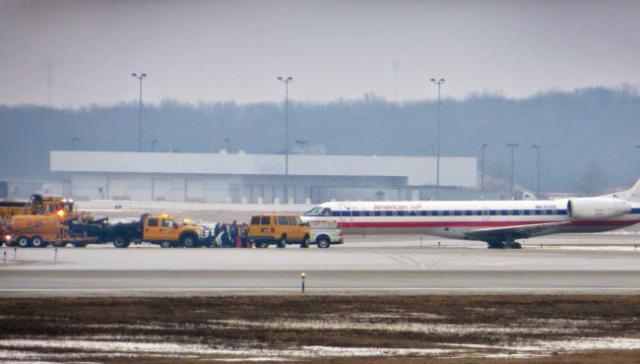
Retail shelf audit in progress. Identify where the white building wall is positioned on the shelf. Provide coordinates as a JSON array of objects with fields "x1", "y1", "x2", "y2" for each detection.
[{"x1": 50, "y1": 151, "x2": 477, "y2": 188}]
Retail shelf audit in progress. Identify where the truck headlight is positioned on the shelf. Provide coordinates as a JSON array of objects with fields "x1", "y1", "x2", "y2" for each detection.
[{"x1": 5, "y1": 235, "x2": 11, "y2": 241}]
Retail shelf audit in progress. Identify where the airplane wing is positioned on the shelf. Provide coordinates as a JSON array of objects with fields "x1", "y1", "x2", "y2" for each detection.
[{"x1": 464, "y1": 221, "x2": 571, "y2": 241}]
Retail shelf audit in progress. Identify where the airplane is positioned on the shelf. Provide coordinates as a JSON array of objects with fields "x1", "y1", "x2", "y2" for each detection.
[{"x1": 301, "y1": 179, "x2": 640, "y2": 248}]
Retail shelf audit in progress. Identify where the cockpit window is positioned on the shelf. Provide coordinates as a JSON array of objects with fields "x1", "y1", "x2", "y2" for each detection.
[
  {"x1": 305, "y1": 207, "x2": 322, "y2": 216},
  {"x1": 304, "y1": 207, "x2": 332, "y2": 216}
]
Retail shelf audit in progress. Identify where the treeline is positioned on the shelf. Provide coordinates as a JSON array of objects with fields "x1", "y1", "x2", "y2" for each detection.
[{"x1": 1, "y1": 86, "x2": 639, "y2": 193}]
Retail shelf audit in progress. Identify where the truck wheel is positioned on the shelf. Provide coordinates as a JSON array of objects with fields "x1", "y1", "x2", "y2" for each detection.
[
  {"x1": 113, "y1": 237, "x2": 130, "y2": 248},
  {"x1": 257, "y1": 241, "x2": 270, "y2": 248},
  {"x1": 181, "y1": 235, "x2": 198, "y2": 248},
  {"x1": 17, "y1": 236, "x2": 31, "y2": 248},
  {"x1": 317, "y1": 237, "x2": 331, "y2": 249},
  {"x1": 300, "y1": 238, "x2": 309, "y2": 248},
  {"x1": 31, "y1": 236, "x2": 47, "y2": 248},
  {"x1": 160, "y1": 241, "x2": 173, "y2": 248},
  {"x1": 277, "y1": 237, "x2": 287, "y2": 249}
]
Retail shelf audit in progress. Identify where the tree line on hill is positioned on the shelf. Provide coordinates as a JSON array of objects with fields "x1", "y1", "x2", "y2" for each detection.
[{"x1": 1, "y1": 85, "x2": 638, "y2": 194}]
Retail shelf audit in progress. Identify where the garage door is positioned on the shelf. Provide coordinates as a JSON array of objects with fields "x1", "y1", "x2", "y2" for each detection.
[
  {"x1": 108, "y1": 178, "x2": 129, "y2": 200},
  {"x1": 152, "y1": 179, "x2": 172, "y2": 201},
  {"x1": 185, "y1": 180, "x2": 205, "y2": 202}
]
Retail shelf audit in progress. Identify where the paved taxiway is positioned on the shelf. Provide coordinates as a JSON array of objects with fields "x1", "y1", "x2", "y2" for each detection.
[{"x1": 1, "y1": 234, "x2": 640, "y2": 295}]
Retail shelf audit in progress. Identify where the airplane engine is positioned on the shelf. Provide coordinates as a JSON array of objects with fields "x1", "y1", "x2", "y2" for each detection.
[{"x1": 566, "y1": 198, "x2": 631, "y2": 220}]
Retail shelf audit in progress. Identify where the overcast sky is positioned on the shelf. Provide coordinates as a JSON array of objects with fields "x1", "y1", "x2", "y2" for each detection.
[{"x1": 1, "y1": 0, "x2": 639, "y2": 107}]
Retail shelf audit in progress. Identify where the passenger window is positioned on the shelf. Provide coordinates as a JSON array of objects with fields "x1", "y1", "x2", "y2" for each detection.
[
  {"x1": 148, "y1": 218, "x2": 159, "y2": 227},
  {"x1": 277, "y1": 216, "x2": 289, "y2": 225},
  {"x1": 288, "y1": 216, "x2": 297, "y2": 225},
  {"x1": 260, "y1": 216, "x2": 271, "y2": 225},
  {"x1": 250, "y1": 216, "x2": 260, "y2": 225},
  {"x1": 162, "y1": 219, "x2": 175, "y2": 227}
]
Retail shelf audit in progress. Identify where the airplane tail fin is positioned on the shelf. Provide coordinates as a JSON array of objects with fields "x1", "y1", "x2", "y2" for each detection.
[{"x1": 604, "y1": 178, "x2": 640, "y2": 202}]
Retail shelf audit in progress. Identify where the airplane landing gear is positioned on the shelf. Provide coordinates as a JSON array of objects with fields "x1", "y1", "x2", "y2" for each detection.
[
  {"x1": 486, "y1": 239, "x2": 522, "y2": 249},
  {"x1": 487, "y1": 241, "x2": 505, "y2": 249}
]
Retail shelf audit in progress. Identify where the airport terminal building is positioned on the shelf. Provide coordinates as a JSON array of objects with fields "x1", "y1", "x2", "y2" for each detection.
[{"x1": 49, "y1": 150, "x2": 477, "y2": 203}]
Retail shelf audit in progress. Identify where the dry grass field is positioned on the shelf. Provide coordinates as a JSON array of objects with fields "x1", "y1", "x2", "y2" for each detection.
[{"x1": 1, "y1": 295, "x2": 640, "y2": 362}]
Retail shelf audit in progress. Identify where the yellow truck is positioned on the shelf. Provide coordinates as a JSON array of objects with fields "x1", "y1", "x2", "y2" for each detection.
[
  {"x1": 0, "y1": 194, "x2": 75, "y2": 222},
  {"x1": 68, "y1": 214, "x2": 214, "y2": 248},
  {"x1": 1, "y1": 194, "x2": 77, "y2": 246}
]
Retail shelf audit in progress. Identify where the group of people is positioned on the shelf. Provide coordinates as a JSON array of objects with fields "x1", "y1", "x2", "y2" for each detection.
[{"x1": 213, "y1": 220, "x2": 250, "y2": 248}]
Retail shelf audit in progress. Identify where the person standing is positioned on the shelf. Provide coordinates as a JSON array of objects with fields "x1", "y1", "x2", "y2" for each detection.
[
  {"x1": 240, "y1": 223, "x2": 249, "y2": 248},
  {"x1": 230, "y1": 220, "x2": 239, "y2": 248}
]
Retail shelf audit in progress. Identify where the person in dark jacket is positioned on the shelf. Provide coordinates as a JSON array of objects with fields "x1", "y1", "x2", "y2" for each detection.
[
  {"x1": 217, "y1": 223, "x2": 230, "y2": 248},
  {"x1": 229, "y1": 220, "x2": 239, "y2": 247},
  {"x1": 240, "y1": 223, "x2": 249, "y2": 248}
]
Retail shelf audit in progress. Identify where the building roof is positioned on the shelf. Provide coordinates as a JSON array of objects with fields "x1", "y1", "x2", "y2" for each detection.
[{"x1": 50, "y1": 151, "x2": 477, "y2": 187}]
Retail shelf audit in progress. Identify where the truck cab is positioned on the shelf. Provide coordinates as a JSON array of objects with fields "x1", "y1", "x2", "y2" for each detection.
[{"x1": 139, "y1": 214, "x2": 212, "y2": 248}]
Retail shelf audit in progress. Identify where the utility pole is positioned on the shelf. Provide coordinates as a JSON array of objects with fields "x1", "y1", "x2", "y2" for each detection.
[
  {"x1": 430, "y1": 78, "x2": 445, "y2": 199},
  {"x1": 131, "y1": 72, "x2": 147, "y2": 152},
  {"x1": 481, "y1": 143, "x2": 488, "y2": 190},
  {"x1": 531, "y1": 144, "x2": 540, "y2": 197},
  {"x1": 506, "y1": 143, "x2": 519, "y2": 198},
  {"x1": 277, "y1": 76, "x2": 293, "y2": 175}
]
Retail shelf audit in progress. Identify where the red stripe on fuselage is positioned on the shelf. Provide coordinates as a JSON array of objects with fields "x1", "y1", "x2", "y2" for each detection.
[{"x1": 338, "y1": 220, "x2": 640, "y2": 229}]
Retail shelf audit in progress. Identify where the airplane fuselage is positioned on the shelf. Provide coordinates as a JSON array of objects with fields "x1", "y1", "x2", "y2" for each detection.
[{"x1": 302, "y1": 199, "x2": 640, "y2": 241}]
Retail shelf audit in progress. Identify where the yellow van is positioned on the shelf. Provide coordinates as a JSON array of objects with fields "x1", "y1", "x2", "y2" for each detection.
[{"x1": 248, "y1": 213, "x2": 310, "y2": 248}]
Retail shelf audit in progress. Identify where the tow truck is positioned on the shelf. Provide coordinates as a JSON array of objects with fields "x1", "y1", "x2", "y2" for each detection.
[{"x1": 69, "y1": 214, "x2": 214, "y2": 248}]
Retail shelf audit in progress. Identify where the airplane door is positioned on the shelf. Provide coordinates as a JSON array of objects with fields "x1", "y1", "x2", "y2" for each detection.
[{"x1": 339, "y1": 203, "x2": 352, "y2": 228}]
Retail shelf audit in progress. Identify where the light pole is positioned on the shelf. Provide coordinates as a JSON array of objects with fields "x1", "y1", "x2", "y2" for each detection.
[
  {"x1": 71, "y1": 137, "x2": 80, "y2": 151},
  {"x1": 151, "y1": 139, "x2": 158, "y2": 152},
  {"x1": 430, "y1": 78, "x2": 445, "y2": 199},
  {"x1": 277, "y1": 76, "x2": 293, "y2": 175},
  {"x1": 506, "y1": 143, "x2": 519, "y2": 197},
  {"x1": 131, "y1": 72, "x2": 147, "y2": 152},
  {"x1": 531, "y1": 144, "x2": 540, "y2": 197},
  {"x1": 480, "y1": 143, "x2": 488, "y2": 190}
]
